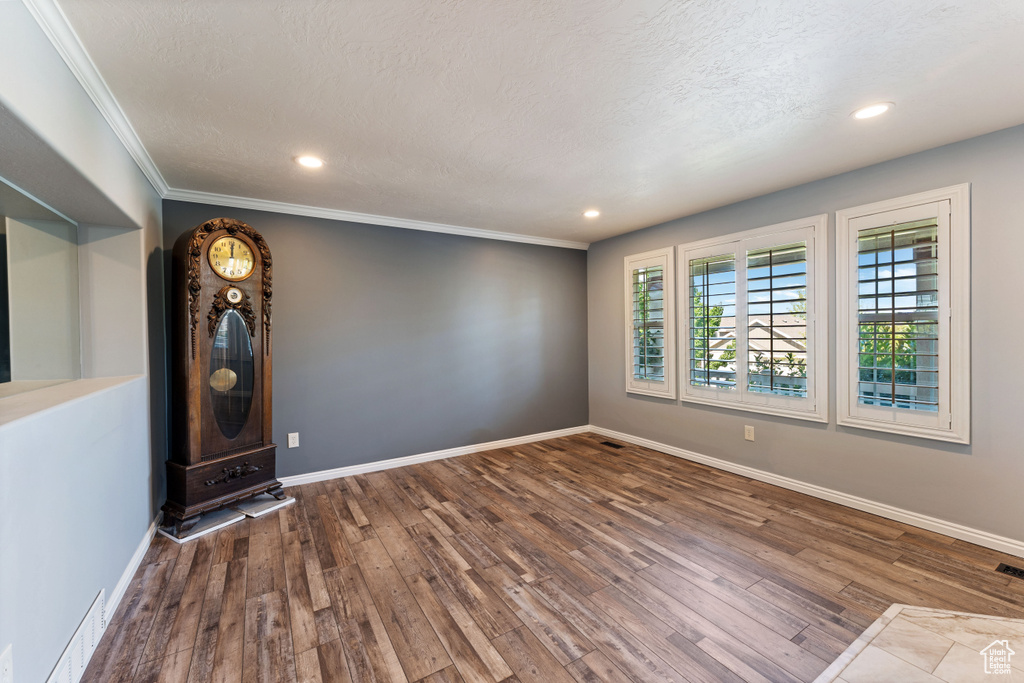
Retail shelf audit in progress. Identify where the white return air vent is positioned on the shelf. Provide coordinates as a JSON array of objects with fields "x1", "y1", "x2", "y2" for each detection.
[{"x1": 46, "y1": 590, "x2": 105, "y2": 683}]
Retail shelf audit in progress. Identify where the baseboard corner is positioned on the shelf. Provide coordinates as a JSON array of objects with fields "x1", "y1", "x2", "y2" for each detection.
[{"x1": 279, "y1": 424, "x2": 591, "y2": 487}]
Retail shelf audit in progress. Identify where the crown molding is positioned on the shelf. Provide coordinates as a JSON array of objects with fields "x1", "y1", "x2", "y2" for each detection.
[
  {"x1": 164, "y1": 187, "x2": 591, "y2": 250},
  {"x1": 23, "y1": 0, "x2": 589, "y2": 251},
  {"x1": 22, "y1": 0, "x2": 170, "y2": 195}
]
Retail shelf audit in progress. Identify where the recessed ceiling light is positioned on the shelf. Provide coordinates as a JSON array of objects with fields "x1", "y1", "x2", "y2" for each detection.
[
  {"x1": 583, "y1": 209, "x2": 600, "y2": 218},
  {"x1": 852, "y1": 103, "x2": 893, "y2": 119},
  {"x1": 296, "y1": 155, "x2": 324, "y2": 168}
]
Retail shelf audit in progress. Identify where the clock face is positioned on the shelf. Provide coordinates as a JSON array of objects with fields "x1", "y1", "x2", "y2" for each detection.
[{"x1": 208, "y1": 236, "x2": 255, "y2": 281}]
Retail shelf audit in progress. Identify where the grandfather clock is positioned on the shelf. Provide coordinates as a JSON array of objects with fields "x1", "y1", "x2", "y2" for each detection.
[{"x1": 163, "y1": 217, "x2": 283, "y2": 537}]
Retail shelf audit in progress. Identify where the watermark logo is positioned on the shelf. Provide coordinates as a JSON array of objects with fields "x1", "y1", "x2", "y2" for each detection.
[{"x1": 980, "y1": 640, "x2": 1015, "y2": 675}]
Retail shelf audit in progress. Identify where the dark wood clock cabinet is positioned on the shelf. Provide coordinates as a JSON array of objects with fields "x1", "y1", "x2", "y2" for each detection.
[{"x1": 163, "y1": 217, "x2": 284, "y2": 536}]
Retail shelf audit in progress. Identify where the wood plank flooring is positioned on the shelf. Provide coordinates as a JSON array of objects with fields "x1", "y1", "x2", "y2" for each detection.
[{"x1": 82, "y1": 433, "x2": 1024, "y2": 682}]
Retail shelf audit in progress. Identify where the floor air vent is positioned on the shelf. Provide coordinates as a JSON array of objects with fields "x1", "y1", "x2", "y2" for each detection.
[
  {"x1": 997, "y1": 563, "x2": 1024, "y2": 579},
  {"x1": 600, "y1": 441, "x2": 624, "y2": 449}
]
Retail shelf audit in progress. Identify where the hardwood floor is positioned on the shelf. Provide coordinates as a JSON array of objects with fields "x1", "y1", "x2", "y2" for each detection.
[{"x1": 83, "y1": 433, "x2": 1024, "y2": 682}]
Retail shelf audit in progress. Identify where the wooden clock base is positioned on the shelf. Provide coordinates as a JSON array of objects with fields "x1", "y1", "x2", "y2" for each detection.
[{"x1": 162, "y1": 445, "x2": 285, "y2": 538}]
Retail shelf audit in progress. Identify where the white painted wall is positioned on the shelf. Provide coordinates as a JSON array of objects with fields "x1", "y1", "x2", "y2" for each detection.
[
  {"x1": 5, "y1": 217, "x2": 80, "y2": 380},
  {"x1": 0, "y1": 3, "x2": 158, "y2": 232},
  {"x1": 78, "y1": 224, "x2": 146, "y2": 378},
  {"x1": 0, "y1": 377, "x2": 151, "y2": 682},
  {"x1": 0, "y1": 3, "x2": 163, "y2": 683}
]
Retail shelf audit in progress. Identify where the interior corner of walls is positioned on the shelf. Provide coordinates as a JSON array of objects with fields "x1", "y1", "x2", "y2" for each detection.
[{"x1": 278, "y1": 425, "x2": 592, "y2": 487}]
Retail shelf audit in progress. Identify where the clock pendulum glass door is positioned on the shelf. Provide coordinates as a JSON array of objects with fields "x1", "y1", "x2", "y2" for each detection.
[{"x1": 209, "y1": 309, "x2": 254, "y2": 439}]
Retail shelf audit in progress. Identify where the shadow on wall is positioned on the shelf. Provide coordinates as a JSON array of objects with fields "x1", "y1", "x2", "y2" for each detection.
[{"x1": 147, "y1": 245, "x2": 168, "y2": 518}]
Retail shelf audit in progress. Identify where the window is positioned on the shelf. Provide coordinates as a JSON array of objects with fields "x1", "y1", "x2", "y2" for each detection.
[
  {"x1": 689, "y1": 254, "x2": 737, "y2": 390},
  {"x1": 625, "y1": 247, "x2": 676, "y2": 398},
  {"x1": 836, "y1": 185, "x2": 970, "y2": 443},
  {"x1": 680, "y1": 215, "x2": 827, "y2": 421}
]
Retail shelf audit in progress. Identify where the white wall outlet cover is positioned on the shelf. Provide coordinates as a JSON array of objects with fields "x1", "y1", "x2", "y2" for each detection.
[
  {"x1": 744, "y1": 425, "x2": 755, "y2": 441},
  {"x1": 287, "y1": 432, "x2": 299, "y2": 448},
  {"x1": 1, "y1": 643, "x2": 12, "y2": 683}
]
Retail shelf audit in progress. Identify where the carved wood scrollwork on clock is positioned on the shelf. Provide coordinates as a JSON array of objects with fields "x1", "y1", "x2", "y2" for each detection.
[
  {"x1": 208, "y1": 286, "x2": 256, "y2": 339},
  {"x1": 186, "y1": 218, "x2": 273, "y2": 358},
  {"x1": 204, "y1": 462, "x2": 263, "y2": 487}
]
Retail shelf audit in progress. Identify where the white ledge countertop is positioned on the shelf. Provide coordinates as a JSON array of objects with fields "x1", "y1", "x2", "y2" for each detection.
[{"x1": 0, "y1": 375, "x2": 143, "y2": 428}]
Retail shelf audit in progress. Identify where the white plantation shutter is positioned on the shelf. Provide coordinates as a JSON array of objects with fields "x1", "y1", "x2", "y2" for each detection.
[
  {"x1": 856, "y1": 219, "x2": 940, "y2": 412},
  {"x1": 746, "y1": 241, "x2": 808, "y2": 399},
  {"x1": 680, "y1": 215, "x2": 827, "y2": 422},
  {"x1": 688, "y1": 252, "x2": 737, "y2": 391},
  {"x1": 837, "y1": 185, "x2": 970, "y2": 443},
  {"x1": 625, "y1": 248, "x2": 676, "y2": 398},
  {"x1": 632, "y1": 265, "x2": 665, "y2": 381}
]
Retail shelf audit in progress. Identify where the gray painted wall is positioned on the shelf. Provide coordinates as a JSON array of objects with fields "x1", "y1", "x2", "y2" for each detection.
[
  {"x1": 163, "y1": 201, "x2": 589, "y2": 477},
  {"x1": 588, "y1": 123, "x2": 1024, "y2": 543}
]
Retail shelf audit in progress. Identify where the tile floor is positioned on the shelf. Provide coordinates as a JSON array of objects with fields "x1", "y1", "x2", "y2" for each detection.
[{"x1": 816, "y1": 604, "x2": 1024, "y2": 682}]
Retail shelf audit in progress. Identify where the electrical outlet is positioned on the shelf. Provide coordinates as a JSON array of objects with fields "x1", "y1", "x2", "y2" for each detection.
[
  {"x1": 744, "y1": 425, "x2": 755, "y2": 441},
  {"x1": 1, "y1": 643, "x2": 13, "y2": 683},
  {"x1": 287, "y1": 432, "x2": 299, "y2": 448}
]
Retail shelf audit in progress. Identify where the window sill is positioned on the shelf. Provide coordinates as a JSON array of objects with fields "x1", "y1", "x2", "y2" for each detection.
[
  {"x1": 837, "y1": 414, "x2": 969, "y2": 444},
  {"x1": 680, "y1": 393, "x2": 827, "y2": 423},
  {"x1": 627, "y1": 385, "x2": 677, "y2": 400},
  {"x1": 0, "y1": 378, "x2": 76, "y2": 399}
]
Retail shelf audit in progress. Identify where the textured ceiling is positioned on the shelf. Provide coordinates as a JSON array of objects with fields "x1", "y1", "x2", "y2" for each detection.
[{"x1": 54, "y1": 0, "x2": 1024, "y2": 243}]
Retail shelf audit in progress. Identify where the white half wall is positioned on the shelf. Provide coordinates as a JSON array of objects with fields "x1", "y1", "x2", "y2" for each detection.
[{"x1": 0, "y1": 4, "x2": 163, "y2": 683}]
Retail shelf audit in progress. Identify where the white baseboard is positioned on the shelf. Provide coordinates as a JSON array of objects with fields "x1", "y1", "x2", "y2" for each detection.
[
  {"x1": 588, "y1": 425, "x2": 1024, "y2": 560},
  {"x1": 279, "y1": 425, "x2": 591, "y2": 487},
  {"x1": 107, "y1": 513, "x2": 161, "y2": 629},
  {"x1": 280, "y1": 422, "x2": 1024, "y2": 559}
]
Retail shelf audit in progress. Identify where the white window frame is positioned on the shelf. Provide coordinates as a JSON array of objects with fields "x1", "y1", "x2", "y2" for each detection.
[
  {"x1": 678, "y1": 215, "x2": 828, "y2": 422},
  {"x1": 624, "y1": 247, "x2": 676, "y2": 399},
  {"x1": 836, "y1": 184, "x2": 970, "y2": 444}
]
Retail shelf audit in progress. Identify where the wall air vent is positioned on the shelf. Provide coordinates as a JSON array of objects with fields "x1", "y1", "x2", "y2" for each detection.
[{"x1": 46, "y1": 590, "x2": 105, "y2": 683}]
